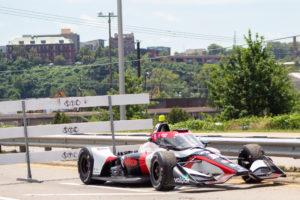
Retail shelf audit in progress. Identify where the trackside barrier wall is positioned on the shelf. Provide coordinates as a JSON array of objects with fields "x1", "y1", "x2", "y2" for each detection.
[{"x1": 0, "y1": 94, "x2": 152, "y2": 182}]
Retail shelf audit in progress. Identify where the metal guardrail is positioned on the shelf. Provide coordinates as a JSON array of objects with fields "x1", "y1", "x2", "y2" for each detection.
[{"x1": 1, "y1": 134, "x2": 300, "y2": 158}]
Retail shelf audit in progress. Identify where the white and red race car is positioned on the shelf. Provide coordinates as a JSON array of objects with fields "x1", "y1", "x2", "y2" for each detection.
[{"x1": 78, "y1": 121, "x2": 285, "y2": 191}]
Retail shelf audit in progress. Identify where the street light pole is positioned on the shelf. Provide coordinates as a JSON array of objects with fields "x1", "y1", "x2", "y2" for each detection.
[
  {"x1": 117, "y1": 0, "x2": 126, "y2": 120},
  {"x1": 98, "y1": 12, "x2": 117, "y2": 90}
]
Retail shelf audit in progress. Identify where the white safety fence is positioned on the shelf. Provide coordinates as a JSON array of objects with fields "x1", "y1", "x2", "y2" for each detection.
[
  {"x1": 0, "y1": 144, "x2": 142, "y2": 165},
  {"x1": 0, "y1": 94, "x2": 152, "y2": 182}
]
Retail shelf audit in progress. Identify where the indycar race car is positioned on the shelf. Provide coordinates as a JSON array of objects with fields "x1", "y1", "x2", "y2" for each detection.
[{"x1": 77, "y1": 116, "x2": 286, "y2": 191}]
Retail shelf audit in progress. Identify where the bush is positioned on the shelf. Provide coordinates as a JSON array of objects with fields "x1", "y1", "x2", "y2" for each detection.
[
  {"x1": 269, "y1": 114, "x2": 300, "y2": 130},
  {"x1": 167, "y1": 107, "x2": 190, "y2": 124},
  {"x1": 54, "y1": 55, "x2": 66, "y2": 65},
  {"x1": 61, "y1": 112, "x2": 72, "y2": 123},
  {"x1": 53, "y1": 111, "x2": 72, "y2": 124},
  {"x1": 52, "y1": 111, "x2": 61, "y2": 124},
  {"x1": 169, "y1": 114, "x2": 300, "y2": 131}
]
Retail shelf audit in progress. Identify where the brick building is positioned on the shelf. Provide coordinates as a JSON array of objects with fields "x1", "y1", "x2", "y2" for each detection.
[
  {"x1": 151, "y1": 55, "x2": 222, "y2": 65},
  {"x1": 147, "y1": 46, "x2": 171, "y2": 57},
  {"x1": 6, "y1": 36, "x2": 75, "y2": 64},
  {"x1": 111, "y1": 33, "x2": 135, "y2": 56},
  {"x1": 36, "y1": 29, "x2": 80, "y2": 54}
]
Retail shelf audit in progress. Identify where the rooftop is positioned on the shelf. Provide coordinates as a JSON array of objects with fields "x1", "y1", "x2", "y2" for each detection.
[{"x1": 8, "y1": 36, "x2": 73, "y2": 45}]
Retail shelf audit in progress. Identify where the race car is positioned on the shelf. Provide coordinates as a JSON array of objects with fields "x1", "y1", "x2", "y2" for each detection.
[{"x1": 77, "y1": 116, "x2": 286, "y2": 191}]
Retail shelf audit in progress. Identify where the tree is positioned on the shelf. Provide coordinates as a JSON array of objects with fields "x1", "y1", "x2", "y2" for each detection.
[
  {"x1": 54, "y1": 55, "x2": 66, "y2": 65},
  {"x1": 95, "y1": 46, "x2": 103, "y2": 58},
  {"x1": 192, "y1": 64, "x2": 215, "y2": 98},
  {"x1": 0, "y1": 50, "x2": 3, "y2": 61},
  {"x1": 207, "y1": 43, "x2": 226, "y2": 55},
  {"x1": 12, "y1": 46, "x2": 27, "y2": 60},
  {"x1": 109, "y1": 67, "x2": 149, "y2": 120},
  {"x1": 206, "y1": 30, "x2": 297, "y2": 119},
  {"x1": 150, "y1": 68, "x2": 180, "y2": 97},
  {"x1": 77, "y1": 46, "x2": 95, "y2": 64},
  {"x1": 13, "y1": 57, "x2": 32, "y2": 70},
  {"x1": 53, "y1": 111, "x2": 72, "y2": 124},
  {"x1": 28, "y1": 48, "x2": 43, "y2": 65},
  {"x1": 168, "y1": 107, "x2": 190, "y2": 124}
]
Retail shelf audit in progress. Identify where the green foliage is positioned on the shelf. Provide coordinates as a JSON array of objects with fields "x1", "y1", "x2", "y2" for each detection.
[
  {"x1": 95, "y1": 46, "x2": 103, "y2": 58},
  {"x1": 167, "y1": 107, "x2": 190, "y2": 124},
  {"x1": 52, "y1": 111, "x2": 72, "y2": 124},
  {"x1": 80, "y1": 108, "x2": 111, "y2": 122},
  {"x1": 191, "y1": 64, "x2": 215, "y2": 98},
  {"x1": 268, "y1": 114, "x2": 300, "y2": 129},
  {"x1": 267, "y1": 41, "x2": 300, "y2": 61},
  {"x1": 12, "y1": 46, "x2": 27, "y2": 60},
  {"x1": 207, "y1": 30, "x2": 297, "y2": 120},
  {"x1": 169, "y1": 114, "x2": 300, "y2": 131},
  {"x1": 52, "y1": 111, "x2": 62, "y2": 124},
  {"x1": 54, "y1": 55, "x2": 66, "y2": 65},
  {"x1": 77, "y1": 46, "x2": 95, "y2": 64},
  {"x1": 61, "y1": 112, "x2": 72, "y2": 123},
  {"x1": 109, "y1": 66, "x2": 150, "y2": 120},
  {"x1": 13, "y1": 57, "x2": 32, "y2": 70},
  {"x1": 27, "y1": 48, "x2": 43, "y2": 65},
  {"x1": 207, "y1": 43, "x2": 228, "y2": 55},
  {"x1": 0, "y1": 50, "x2": 3, "y2": 61}
]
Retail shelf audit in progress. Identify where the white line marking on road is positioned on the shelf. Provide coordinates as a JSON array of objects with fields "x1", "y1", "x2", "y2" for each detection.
[
  {"x1": 24, "y1": 193, "x2": 178, "y2": 197},
  {"x1": 0, "y1": 197, "x2": 19, "y2": 200},
  {"x1": 61, "y1": 182, "x2": 149, "y2": 192}
]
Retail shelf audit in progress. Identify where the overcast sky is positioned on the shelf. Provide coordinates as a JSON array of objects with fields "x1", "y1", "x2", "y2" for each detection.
[{"x1": 0, "y1": 0, "x2": 299, "y2": 53}]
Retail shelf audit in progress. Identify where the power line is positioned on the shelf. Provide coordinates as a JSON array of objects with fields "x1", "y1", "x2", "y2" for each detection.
[{"x1": 0, "y1": 6, "x2": 243, "y2": 43}]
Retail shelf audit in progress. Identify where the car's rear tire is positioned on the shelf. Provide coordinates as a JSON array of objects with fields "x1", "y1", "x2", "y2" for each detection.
[
  {"x1": 150, "y1": 151, "x2": 176, "y2": 191},
  {"x1": 78, "y1": 148, "x2": 106, "y2": 184},
  {"x1": 238, "y1": 144, "x2": 264, "y2": 183}
]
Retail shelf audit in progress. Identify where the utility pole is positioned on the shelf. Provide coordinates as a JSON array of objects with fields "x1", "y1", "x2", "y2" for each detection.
[
  {"x1": 98, "y1": 12, "x2": 117, "y2": 89},
  {"x1": 233, "y1": 31, "x2": 237, "y2": 46},
  {"x1": 137, "y1": 40, "x2": 141, "y2": 78},
  {"x1": 117, "y1": 0, "x2": 126, "y2": 120},
  {"x1": 293, "y1": 36, "x2": 298, "y2": 60}
]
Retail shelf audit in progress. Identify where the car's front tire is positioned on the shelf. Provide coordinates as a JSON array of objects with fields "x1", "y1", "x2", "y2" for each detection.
[
  {"x1": 150, "y1": 151, "x2": 176, "y2": 191},
  {"x1": 78, "y1": 148, "x2": 105, "y2": 184},
  {"x1": 238, "y1": 144, "x2": 264, "y2": 183}
]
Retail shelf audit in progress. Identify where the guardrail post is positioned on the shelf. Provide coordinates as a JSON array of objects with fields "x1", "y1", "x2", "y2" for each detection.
[
  {"x1": 17, "y1": 100, "x2": 43, "y2": 183},
  {"x1": 108, "y1": 96, "x2": 116, "y2": 155}
]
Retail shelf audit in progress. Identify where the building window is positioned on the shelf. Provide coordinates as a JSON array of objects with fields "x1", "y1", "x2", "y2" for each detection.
[
  {"x1": 59, "y1": 40, "x2": 64, "y2": 44},
  {"x1": 41, "y1": 40, "x2": 46, "y2": 44},
  {"x1": 19, "y1": 41, "x2": 24, "y2": 45},
  {"x1": 176, "y1": 58, "x2": 184, "y2": 62},
  {"x1": 30, "y1": 40, "x2": 35, "y2": 45},
  {"x1": 186, "y1": 58, "x2": 193, "y2": 64}
]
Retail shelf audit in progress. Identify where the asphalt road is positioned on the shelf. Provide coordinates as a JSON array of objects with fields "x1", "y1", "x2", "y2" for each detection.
[{"x1": 0, "y1": 163, "x2": 300, "y2": 200}]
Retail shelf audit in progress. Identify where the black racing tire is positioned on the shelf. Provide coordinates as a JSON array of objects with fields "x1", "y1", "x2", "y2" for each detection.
[
  {"x1": 238, "y1": 144, "x2": 264, "y2": 183},
  {"x1": 78, "y1": 148, "x2": 105, "y2": 185},
  {"x1": 150, "y1": 151, "x2": 177, "y2": 191}
]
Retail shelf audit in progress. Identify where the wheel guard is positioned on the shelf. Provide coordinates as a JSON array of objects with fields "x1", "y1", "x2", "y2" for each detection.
[{"x1": 248, "y1": 156, "x2": 286, "y2": 180}]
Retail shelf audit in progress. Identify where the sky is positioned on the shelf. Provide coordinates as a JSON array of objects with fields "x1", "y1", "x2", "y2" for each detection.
[{"x1": 0, "y1": 0, "x2": 299, "y2": 54}]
